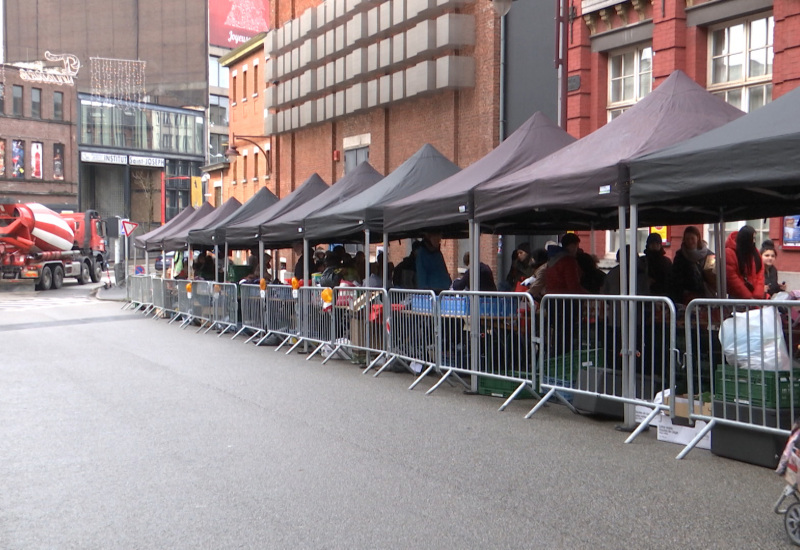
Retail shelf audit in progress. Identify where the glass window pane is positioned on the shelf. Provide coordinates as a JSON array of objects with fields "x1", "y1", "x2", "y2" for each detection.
[
  {"x1": 610, "y1": 55, "x2": 622, "y2": 79},
  {"x1": 728, "y1": 53, "x2": 744, "y2": 81},
  {"x1": 209, "y1": 57, "x2": 219, "y2": 88},
  {"x1": 712, "y1": 57, "x2": 727, "y2": 84},
  {"x1": 748, "y1": 86, "x2": 764, "y2": 111},
  {"x1": 729, "y1": 24, "x2": 745, "y2": 54},
  {"x1": 622, "y1": 51, "x2": 634, "y2": 76},
  {"x1": 712, "y1": 29, "x2": 727, "y2": 56},
  {"x1": 750, "y1": 18, "x2": 767, "y2": 49},
  {"x1": 610, "y1": 79, "x2": 622, "y2": 103},
  {"x1": 623, "y1": 75, "x2": 634, "y2": 101},
  {"x1": 220, "y1": 65, "x2": 230, "y2": 89},
  {"x1": 726, "y1": 88, "x2": 742, "y2": 110},
  {"x1": 750, "y1": 48, "x2": 767, "y2": 77}
]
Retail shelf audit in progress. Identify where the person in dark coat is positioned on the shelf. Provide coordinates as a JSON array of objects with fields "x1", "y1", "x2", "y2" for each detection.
[
  {"x1": 761, "y1": 240, "x2": 786, "y2": 297},
  {"x1": 670, "y1": 226, "x2": 716, "y2": 305},
  {"x1": 451, "y1": 252, "x2": 497, "y2": 292},
  {"x1": 643, "y1": 233, "x2": 672, "y2": 296}
]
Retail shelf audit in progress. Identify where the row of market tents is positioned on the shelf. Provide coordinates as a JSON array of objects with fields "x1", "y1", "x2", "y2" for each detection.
[{"x1": 134, "y1": 71, "x2": 800, "y2": 278}]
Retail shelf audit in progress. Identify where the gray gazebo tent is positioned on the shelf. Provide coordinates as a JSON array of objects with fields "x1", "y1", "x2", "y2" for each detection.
[
  {"x1": 189, "y1": 187, "x2": 279, "y2": 247},
  {"x1": 260, "y1": 162, "x2": 384, "y2": 248},
  {"x1": 384, "y1": 112, "x2": 576, "y2": 237},
  {"x1": 222, "y1": 173, "x2": 329, "y2": 248},
  {"x1": 133, "y1": 205, "x2": 195, "y2": 252},
  {"x1": 303, "y1": 144, "x2": 460, "y2": 242},
  {"x1": 161, "y1": 198, "x2": 241, "y2": 252},
  {"x1": 629, "y1": 80, "x2": 800, "y2": 223},
  {"x1": 151, "y1": 202, "x2": 216, "y2": 252},
  {"x1": 472, "y1": 71, "x2": 744, "y2": 232}
]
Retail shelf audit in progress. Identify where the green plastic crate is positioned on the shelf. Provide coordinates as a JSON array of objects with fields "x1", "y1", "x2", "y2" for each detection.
[
  {"x1": 477, "y1": 372, "x2": 537, "y2": 399},
  {"x1": 714, "y1": 365, "x2": 800, "y2": 408},
  {"x1": 544, "y1": 348, "x2": 604, "y2": 381}
]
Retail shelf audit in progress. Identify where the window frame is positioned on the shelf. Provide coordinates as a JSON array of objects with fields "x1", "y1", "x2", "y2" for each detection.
[
  {"x1": 707, "y1": 13, "x2": 774, "y2": 113},
  {"x1": 53, "y1": 91, "x2": 64, "y2": 120},
  {"x1": 606, "y1": 44, "x2": 653, "y2": 121},
  {"x1": 12, "y1": 85, "x2": 23, "y2": 116}
]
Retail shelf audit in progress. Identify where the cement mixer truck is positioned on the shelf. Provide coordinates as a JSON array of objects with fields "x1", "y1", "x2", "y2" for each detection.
[{"x1": 0, "y1": 203, "x2": 108, "y2": 291}]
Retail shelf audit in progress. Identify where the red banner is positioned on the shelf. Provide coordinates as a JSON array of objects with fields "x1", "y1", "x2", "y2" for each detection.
[{"x1": 209, "y1": 0, "x2": 271, "y2": 49}]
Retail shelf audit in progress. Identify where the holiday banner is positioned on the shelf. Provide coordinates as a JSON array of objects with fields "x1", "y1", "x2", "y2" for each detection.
[
  {"x1": 11, "y1": 140, "x2": 25, "y2": 178},
  {"x1": 53, "y1": 143, "x2": 65, "y2": 180},
  {"x1": 209, "y1": 0, "x2": 270, "y2": 49},
  {"x1": 31, "y1": 142, "x2": 43, "y2": 179},
  {"x1": 0, "y1": 139, "x2": 5, "y2": 177}
]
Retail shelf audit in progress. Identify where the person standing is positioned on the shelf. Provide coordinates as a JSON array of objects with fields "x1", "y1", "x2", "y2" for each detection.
[
  {"x1": 643, "y1": 233, "x2": 672, "y2": 296},
  {"x1": 761, "y1": 240, "x2": 787, "y2": 298},
  {"x1": 416, "y1": 231, "x2": 451, "y2": 293},
  {"x1": 671, "y1": 226, "x2": 716, "y2": 305},
  {"x1": 725, "y1": 225, "x2": 764, "y2": 300}
]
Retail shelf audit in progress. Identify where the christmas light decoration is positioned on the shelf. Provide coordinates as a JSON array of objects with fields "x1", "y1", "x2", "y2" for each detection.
[{"x1": 89, "y1": 57, "x2": 147, "y2": 110}]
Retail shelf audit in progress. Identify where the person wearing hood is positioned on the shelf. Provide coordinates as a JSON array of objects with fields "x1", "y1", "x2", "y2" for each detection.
[
  {"x1": 643, "y1": 233, "x2": 672, "y2": 296},
  {"x1": 725, "y1": 225, "x2": 764, "y2": 300},
  {"x1": 671, "y1": 226, "x2": 716, "y2": 305},
  {"x1": 544, "y1": 233, "x2": 587, "y2": 295},
  {"x1": 416, "y1": 231, "x2": 451, "y2": 293}
]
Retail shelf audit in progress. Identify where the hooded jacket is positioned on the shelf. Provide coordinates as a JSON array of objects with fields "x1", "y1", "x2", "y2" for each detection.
[{"x1": 725, "y1": 231, "x2": 765, "y2": 300}]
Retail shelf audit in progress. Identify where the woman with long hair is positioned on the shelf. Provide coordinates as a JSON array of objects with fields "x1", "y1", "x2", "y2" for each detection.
[
  {"x1": 725, "y1": 225, "x2": 764, "y2": 299},
  {"x1": 761, "y1": 239, "x2": 787, "y2": 297},
  {"x1": 670, "y1": 226, "x2": 716, "y2": 304}
]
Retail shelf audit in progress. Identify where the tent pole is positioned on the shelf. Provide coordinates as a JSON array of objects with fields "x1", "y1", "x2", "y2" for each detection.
[
  {"x1": 303, "y1": 238, "x2": 310, "y2": 285},
  {"x1": 617, "y1": 206, "x2": 631, "y2": 431},
  {"x1": 382, "y1": 232, "x2": 389, "y2": 289},
  {"x1": 470, "y1": 220, "x2": 480, "y2": 391},
  {"x1": 590, "y1": 223, "x2": 596, "y2": 258},
  {"x1": 214, "y1": 244, "x2": 219, "y2": 281},
  {"x1": 259, "y1": 241, "x2": 265, "y2": 281},
  {"x1": 364, "y1": 230, "x2": 370, "y2": 286},
  {"x1": 623, "y1": 204, "x2": 639, "y2": 429},
  {"x1": 716, "y1": 212, "x2": 726, "y2": 298},
  {"x1": 225, "y1": 243, "x2": 229, "y2": 282}
]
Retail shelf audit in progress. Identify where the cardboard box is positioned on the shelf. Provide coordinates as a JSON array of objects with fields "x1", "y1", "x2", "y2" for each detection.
[
  {"x1": 635, "y1": 404, "x2": 663, "y2": 426},
  {"x1": 664, "y1": 394, "x2": 712, "y2": 418},
  {"x1": 657, "y1": 416, "x2": 711, "y2": 450}
]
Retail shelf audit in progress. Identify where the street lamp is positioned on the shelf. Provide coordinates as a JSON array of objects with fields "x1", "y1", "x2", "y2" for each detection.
[
  {"x1": 225, "y1": 134, "x2": 271, "y2": 163},
  {"x1": 491, "y1": 0, "x2": 513, "y2": 16}
]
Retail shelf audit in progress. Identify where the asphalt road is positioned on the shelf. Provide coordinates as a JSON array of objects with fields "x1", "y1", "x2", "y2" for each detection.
[{"x1": 0, "y1": 288, "x2": 796, "y2": 549}]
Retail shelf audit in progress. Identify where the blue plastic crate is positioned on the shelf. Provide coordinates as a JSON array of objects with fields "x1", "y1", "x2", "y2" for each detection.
[
  {"x1": 411, "y1": 294, "x2": 434, "y2": 313},
  {"x1": 440, "y1": 295, "x2": 469, "y2": 315},
  {"x1": 479, "y1": 297, "x2": 515, "y2": 317}
]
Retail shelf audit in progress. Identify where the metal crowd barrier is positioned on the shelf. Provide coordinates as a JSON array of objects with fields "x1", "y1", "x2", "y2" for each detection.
[
  {"x1": 288, "y1": 286, "x2": 332, "y2": 357},
  {"x1": 423, "y1": 291, "x2": 539, "y2": 410},
  {"x1": 323, "y1": 287, "x2": 389, "y2": 369},
  {"x1": 677, "y1": 298, "x2": 800, "y2": 459},
  {"x1": 206, "y1": 281, "x2": 239, "y2": 337},
  {"x1": 525, "y1": 294, "x2": 675, "y2": 441},
  {"x1": 150, "y1": 277, "x2": 166, "y2": 317},
  {"x1": 235, "y1": 283, "x2": 266, "y2": 343},
  {"x1": 257, "y1": 284, "x2": 298, "y2": 349},
  {"x1": 162, "y1": 278, "x2": 182, "y2": 320},
  {"x1": 176, "y1": 280, "x2": 214, "y2": 331},
  {"x1": 125, "y1": 275, "x2": 152, "y2": 312},
  {"x1": 376, "y1": 289, "x2": 439, "y2": 379}
]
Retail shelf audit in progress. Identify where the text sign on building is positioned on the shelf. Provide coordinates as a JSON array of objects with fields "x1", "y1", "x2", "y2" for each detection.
[
  {"x1": 129, "y1": 156, "x2": 165, "y2": 168},
  {"x1": 209, "y1": 0, "x2": 270, "y2": 48},
  {"x1": 80, "y1": 152, "x2": 128, "y2": 165},
  {"x1": 19, "y1": 51, "x2": 81, "y2": 86}
]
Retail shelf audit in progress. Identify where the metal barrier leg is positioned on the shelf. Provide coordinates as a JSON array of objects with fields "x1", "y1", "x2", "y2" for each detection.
[
  {"x1": 524, "y1": 387, "x2": 557, "y2": 418},
  {"x1": 307, "y1": 342, "x2": 326, "y2": 361},
  {"x1": 408, "y1": 363, "x2": 436, "y2": 389},
  {"x1": 425, "y1": 368, "x2": 454, "y2": 395},
  {"x1": 275, "y1": 334, "x2": 293, "y2": 351},
  {"x1": 498, "y1": 382, "x2": 540, "y2": 412},
  {"x1": 366, "y1": 354, "x2": 394, "y2": 375},
  {"x1": 243, "y1": 329, "x2": 265, "y2": 344},
  {"x1": 321, "y1": 344, "x2": 343, "y2": 364},
  {"x1": 285, "y1": 338, "x2": 304, "y2": 355},
  {"x1": 231, "y1": 326, "x2": 248, "y2": 340},
  {"x1": 624, "y1": 407, "x2": 662, "y2": 444},
  {"x1": 676, "y1": 418, "x2": 716, "y2": 460}
]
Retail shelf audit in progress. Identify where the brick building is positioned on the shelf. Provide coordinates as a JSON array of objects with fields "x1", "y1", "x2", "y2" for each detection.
[
  {"x1": 0, "y1": 64, "x2": 78, "y2": 210},
  {"x1": 568, "y1": 0, "x2": 800, "y2": 278},
  {"x1": 213, "y1": 0, "x2": 561, "y2": 281}
]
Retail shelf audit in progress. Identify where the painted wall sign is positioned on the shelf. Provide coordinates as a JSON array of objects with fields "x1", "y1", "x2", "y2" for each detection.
[
  {"x1": 209, "y1": 0, "x2": 270, "y2": 48},
  {"x1": 19, "y1": 51, "x2": 81, "y2": 86}
]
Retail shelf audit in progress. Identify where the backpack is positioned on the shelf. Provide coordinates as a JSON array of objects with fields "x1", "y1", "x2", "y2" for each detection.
[{"x1": 319, "y1": 267, "x2": 342, "y2": 288}]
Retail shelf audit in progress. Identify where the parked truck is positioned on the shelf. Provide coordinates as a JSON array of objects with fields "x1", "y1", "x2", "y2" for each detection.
[{"x1": 0, "y1": 202, "x2": 108, "y2": 290}]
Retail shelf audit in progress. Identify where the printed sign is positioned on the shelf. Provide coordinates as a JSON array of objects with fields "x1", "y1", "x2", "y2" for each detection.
[
  {"x1": 121, "y1": 220, "x2": 139, "y2": 237},
  {"x1": 784, "y1": 216, "x2": 800, "y2": 247},
  {"x1": 209, "y1": 0, "x2": 270, "y2": 48}
]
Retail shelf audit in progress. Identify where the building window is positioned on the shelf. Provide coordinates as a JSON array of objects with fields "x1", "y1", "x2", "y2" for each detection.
[
  {"x1": 344, "y1": 146, "x2": 369, "y2": 173},
  {"x1": 31, "y1": 142, "x2": 43, "y2": 179},
  {"x1": 253, "y1": 64, "x2": 259, "y2": 96},
  {"x1": 0, "y1": 139, "x2": 5, "y2": 176},
  {"x1": 31, "y1": 88, "x2": 42, "y2": 119},
  {"x1": 209, "y1": 95, "x2": 229, "y2": 127},
  {"x1": 242, "y1": 153, "x2": 248, "y2": 183},
  {"x1": 11, "y1": 140, "x2": 25, "y2": 178},
  {"x1": 53, "y1": 143, "x2": 65, "y2": 180},
  {"x1": 53, "y1": 91, "x2": 64, "y2": 120},
  {"x1": 209, "y1": 56, "x2": 229, "y2": 89},
  {"x1": 709, "y1": 14, "x2": 774, "y2": 113},
  {"x1": 607, "y1": 45, "x2": 653, "y2": 121},
  {"x1": 242, "y1": 70, "x2": 248, "y2": 101},
  {"x1": 0, "y1": 84, "x2": 5, "y2": 115},
  {"x1": 232, "y1": 75, "x2": 237, "y2": 105},
  {"x1": 13, "y1": 85, "x2": 23, "y2": 116},
  {"x1": 253, "y1": 150, "x2": 259, "y2": 182}
]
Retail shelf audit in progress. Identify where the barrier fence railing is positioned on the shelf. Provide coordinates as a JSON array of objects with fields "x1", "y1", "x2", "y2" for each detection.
[
  {"x1": 162, "y1": 278, "x2": 182, "y2": 320},
  {"x1": 288, "y1": 286, "x2": 333, "y2": 358},
  {"x1": 324, "y1": 287, "x2": 389, "y2": 370},
  {"x1": 125, "y1": 275, "x2": 151, "y2": 311},
  {"x1": 151, "y1": 277, "x2": 166, "y2": 317},
  {"x1": 677, "y1": 298, "x2": 800, "y2": 459},
  {"x1": 257, "y1": 284, "x2": 299, "y2": 349},
  {"x1": 376, "y1": 289, "x2": 439, "y2": 380},
  {"x1": 423, "y1": 291, "x2": 539, "y2": 410},
  {"x1": 236, "y1": 283, "x2": 266, "y2": 343},
  {"x1": 205, "y1": 281, "x2": 239, "y2": 337},
  {"x1": 525, "y1": 294, "x2": 676, "y2": 441}
]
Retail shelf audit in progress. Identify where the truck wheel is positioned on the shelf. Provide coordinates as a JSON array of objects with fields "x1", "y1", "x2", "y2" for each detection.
[
  {"x1": 90, "y1": 258, "x2": 103, "y2": 283},
  {"x1": 77, "y1": 261, "x2": 91, "y2": 285},
  {"x1": 36, "y1": 266, "x2": 53, "y2": 291},
  {"x1": 52, "y1": 265, "x2": 65, "y2": 289}
]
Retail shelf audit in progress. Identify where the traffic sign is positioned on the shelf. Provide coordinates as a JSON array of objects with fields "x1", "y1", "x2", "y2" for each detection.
[{"x1": 121, "y1": 220, "x2": 139, "y2": 237}]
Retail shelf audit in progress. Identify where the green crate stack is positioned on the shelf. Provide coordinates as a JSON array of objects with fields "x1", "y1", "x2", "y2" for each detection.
[
  {"x1": 477, "y1": 373, "x2": 537, "y2": 399},
  {"x1": 544, "y1": 348, "x2": 604, "y2": 381},
  {"x1": 714, "y1": 365, "x2": 800, "y2": 408}
]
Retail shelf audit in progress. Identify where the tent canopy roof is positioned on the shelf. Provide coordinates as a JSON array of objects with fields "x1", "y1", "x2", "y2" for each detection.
[
  {"x1": 304, "y1": 144, "x2": 460, "y2": 242},
  {"x1": 152, "y1": 202, "x2": 216, "y2": 252},
  {"x1": 161, "y1": 198, "x2": 242, "y2": 251},
  {"x1": 472, "y1": 71, "x2": 744, "y2": 232},
  {"x1": 133, "y1": 206, "x2": 195, "y2": 250},
  {"x1": 383, "y1": 112, "x2": 576, "y2": 237},
  {"x1": 189, "y1": 187, "x2": 279, "y2": 246},
  {"x1": 260, "y1": 161, "x2": 384, "y2": 248},
  {"x1": 629, "y1": 81, "x2": 800, "y2": 224},
  {"x1": 223, "y1": 173, "x2": 328, "y2": 248}
]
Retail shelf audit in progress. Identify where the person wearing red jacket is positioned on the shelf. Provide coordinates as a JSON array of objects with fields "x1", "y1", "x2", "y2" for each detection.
[
  {"x1": 725, "y1": 225, "x2": 765, "y2": 300},
  {"x1": 545, "y1": 233, "x2": 587, "y2": 295}
]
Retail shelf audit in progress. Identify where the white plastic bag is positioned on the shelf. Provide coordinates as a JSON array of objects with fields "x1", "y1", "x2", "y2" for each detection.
[{"x1": 719, "y1": 306, "x2": 791, "y2": 371}]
